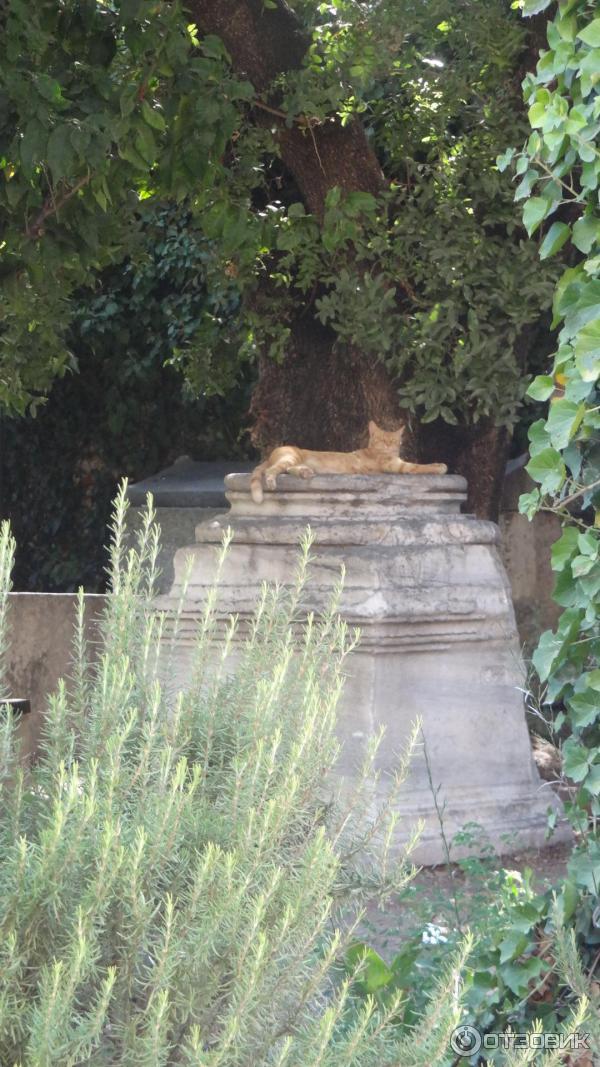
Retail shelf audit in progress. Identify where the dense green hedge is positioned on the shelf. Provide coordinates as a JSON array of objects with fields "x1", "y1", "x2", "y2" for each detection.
[{"x1": 0, "y1": 204, "x2": 254, "y2": 592}]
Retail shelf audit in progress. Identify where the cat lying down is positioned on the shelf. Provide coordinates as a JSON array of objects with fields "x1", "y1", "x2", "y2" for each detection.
[{"x1": 250, "y1": 421, "x2": 447, "y2": 503}]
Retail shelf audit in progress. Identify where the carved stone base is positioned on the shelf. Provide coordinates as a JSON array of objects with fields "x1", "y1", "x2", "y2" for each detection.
[{"x1": 156, "y1": 473, "x2": 570, "y2": 864}]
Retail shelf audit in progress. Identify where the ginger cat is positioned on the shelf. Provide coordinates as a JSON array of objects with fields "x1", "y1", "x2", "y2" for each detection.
[{"x1": 250, "y1": 421, "x2": 447, "y2": 503}]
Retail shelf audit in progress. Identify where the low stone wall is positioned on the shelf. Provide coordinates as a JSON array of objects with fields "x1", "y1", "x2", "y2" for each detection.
[
  {"x1": 4, "y1": 593, "x2": 106, "y2": 752},
  {"x1": 499, "y1": 458, "x2": 562, "y2": 650}
]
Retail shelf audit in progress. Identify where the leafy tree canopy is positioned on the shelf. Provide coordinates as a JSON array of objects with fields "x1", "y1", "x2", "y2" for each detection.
[
  {"x1": 0, "y1": 0, "x2": 250, "y2": 412},
  {"x1": 1, "y1": 0, "x2": 554, "y2": 429}
]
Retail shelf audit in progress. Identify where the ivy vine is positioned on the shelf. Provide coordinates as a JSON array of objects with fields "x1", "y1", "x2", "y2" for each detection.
[{"x1": 509, "y1": 0, "x2": 600, "y2": 908}]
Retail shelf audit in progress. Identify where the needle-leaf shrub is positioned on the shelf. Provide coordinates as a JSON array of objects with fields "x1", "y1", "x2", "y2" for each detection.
[{"x1": 0, "y1": 491, "x2": 470, "y2": 1067}]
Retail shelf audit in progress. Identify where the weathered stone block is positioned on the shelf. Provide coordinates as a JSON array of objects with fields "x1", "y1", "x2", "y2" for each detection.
[{"x1": 157, "y1": 472, "x2": 570, "y2": 864}]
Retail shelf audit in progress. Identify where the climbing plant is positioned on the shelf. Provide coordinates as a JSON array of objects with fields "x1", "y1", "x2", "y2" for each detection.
[{"x1": 507, "y1": 0, "x2": 600, "y2": 915}]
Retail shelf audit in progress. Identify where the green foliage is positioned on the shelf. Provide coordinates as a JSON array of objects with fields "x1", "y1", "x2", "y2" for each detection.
[
  {"x1": 514, "y1": 0, "x2": 600, "y2": 831},
  {"x1": 1, "y1": 0, "x2": 558, "y2": 434},
  {"x1": 1, "y1": 200, "x2": 254, "y2": 592},
  {"x1": 0, "y1": 0, "x2": 251, "y2": 413},
  {"x1": 74, "y1": 201, "x2": 248, "y2": 400},
  {"x1": 236, "y1": 1, "x2": 558, "y2": 428},
  {"x1": 509, "y1": 0, "x2": 600, "y2": 1030},
  {"x1": 342, "y1": 825, "x2": 600, "y2": 1062},
  {"x1": 0, "y1": 499, "x2": 473, "y2": 1065}
]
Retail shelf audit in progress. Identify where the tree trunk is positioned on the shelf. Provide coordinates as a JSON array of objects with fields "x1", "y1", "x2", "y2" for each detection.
[{"x1": 189, "y1": 0, "x2": 510, "y2": 519}]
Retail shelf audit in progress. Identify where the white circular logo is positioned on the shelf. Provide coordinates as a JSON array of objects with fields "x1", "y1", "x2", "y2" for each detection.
[{"x1": 450, "y1": 1024, "x2": 482, "y2": 1057}]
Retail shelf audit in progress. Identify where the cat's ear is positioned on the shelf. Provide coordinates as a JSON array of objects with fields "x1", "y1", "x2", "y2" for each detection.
[{"x1": 368, "y1": 420, "x2": 379, "y2": 437}]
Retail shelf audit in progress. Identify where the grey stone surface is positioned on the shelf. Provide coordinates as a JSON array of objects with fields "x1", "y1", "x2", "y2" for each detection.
[
  {"x1": 127, "y1": 454, "x2": 563, "y2": 642},
  {"x1": 4, "y1": 592, "x2": 106, "y2": 757},
  {"x1": 126, "y1": 457, "x2": 253, "y2": 592},
  {"x1": 126, "y1": 455, "x2": 253, "y2": 508},
  {"x1": 128, "y1": 505, "x2": 225, "y2": 593},
  {"x1": 157, "y1": 471, "x2": 570, "y2": 865},
  {"x1": 500, "y1": 456, "x2": 562, "y2": 647}
]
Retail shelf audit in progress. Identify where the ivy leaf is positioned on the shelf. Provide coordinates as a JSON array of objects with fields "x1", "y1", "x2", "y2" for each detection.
[
  {"x1": 325, "y1": 186, "x2": 341, "y2": 209},
  {"x1": 579, "y1": 48, "x2": 600, "y2": 75},
  {"x1": 567, "y1": 689, "x2": 600, "y2": 729},
  {"x1": 519, "y1": 488, "x2": 541, "y2": 519},
  {"x1": 546, "y1": 398, "x2": 585, "y2": 449},
  {"x1": 563, "y1": 739, "x2": 593, "y2": 781},
  {"x1": 515, "y1": 168, "x2": 540, "y2": 201},
  {"x1": 574, "y1": 319, "x2": 600, "y2": 381},
  {"x1": 572, "y1": 215, "x2": 600, "y2": 254},
  {"x1": 345, "y1": 943, "x2": 393, "y2": 993},
  {"x1": 498, "y1": 930, "x2": 530, "y2": 963},
  {"x1": 539, "y1": 221, "x2": 570, "y2": 259},
  {"x1": 523, "y1": 196, "x2": 556, "y2": 236},
  {"x1": 586, "y1": 763, "x2": 600, "y2": 795},
  {"x1": 551, "y1": 527, "x2": 579, "y2": 571},
  {"x1": 571, "y1": 554, "x2": 597, "y2": 577},
  {"x1": 502, "y1": 958, "x2": 547, "y2": 997},
  {"x1": 586, "y1": 669, "x2": 600, "y2": 690},
  {"x1": 552, "y1": 263, "x2": 584, "y2": 325},
  {"x1": 561, "y1": 280, "x2": 600, "y2": 337},
  {"x1": 526, "y1": 447, "x2": 566, "y2": 494},
  {"x1": 568, "y1": 841, "x2": 600, "y2": 893},
  {"x1": 528, "y1": 419, "x2": 551, "y2": 456},
  {"x1": 577, "y1": 19, "x2": 600, "y2": 47},
  {"x1": 532, "y1": 628, "x2": 566, "y2": 681},
  {"x1": 557, "y1": 15, "x2": 577, "y2": 43},
  {"x1": 496, "y1": 147, "x2": 515, "y2": 172},
  {"x1": 527, "y1": 374, "x2": 554, "y2": 400},
  {"x1": 523, "y1": 0, "x2": 553, "y2": 14},
  {"x1": 528, "y1": 101, "x2": 548, "y2": 128},
  {"x1": 578, "y1": 530, "x2": 598, "y2": 556}
]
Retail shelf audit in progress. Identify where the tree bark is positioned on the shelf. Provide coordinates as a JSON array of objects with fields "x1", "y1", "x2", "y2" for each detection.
[{"x1": 189, "y1": 0, "x2": 510, "y2": 519}]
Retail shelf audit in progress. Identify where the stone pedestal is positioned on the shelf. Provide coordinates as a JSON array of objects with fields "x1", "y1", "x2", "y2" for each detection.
[{"x1": 158, "y1": 472, "x2": 569, "y2": 864}]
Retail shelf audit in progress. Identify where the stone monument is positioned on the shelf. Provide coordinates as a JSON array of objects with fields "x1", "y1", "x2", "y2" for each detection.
[{"x1": 157, "y1": 471, "x2": 569, "y2": 864}]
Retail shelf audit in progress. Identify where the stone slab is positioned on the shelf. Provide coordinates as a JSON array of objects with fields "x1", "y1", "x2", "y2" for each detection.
[{"x1": 126, "y1": 455, "x2": 253, "y2": 508}]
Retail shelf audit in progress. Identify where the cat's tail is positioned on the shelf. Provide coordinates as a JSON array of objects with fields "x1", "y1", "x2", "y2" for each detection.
[{"x1": 250, "y1": 461, "x2": 268, "y2": 503}]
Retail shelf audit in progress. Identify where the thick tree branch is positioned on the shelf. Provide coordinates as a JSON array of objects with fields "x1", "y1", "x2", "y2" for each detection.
[
  {"x1": 188, "y1": 0, "x2": 310, "y2": 93},
  {"x1": 188, "y1": 0, "x2": 385, "y2": 216},
  {"x1": 25, "y1": 173, "x2": 91, "y2": 239}
]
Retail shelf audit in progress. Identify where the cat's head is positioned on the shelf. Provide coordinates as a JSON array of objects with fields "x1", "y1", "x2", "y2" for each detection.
[{"x1": 368, "y1": 420, "x2": 404, "y2": 452}]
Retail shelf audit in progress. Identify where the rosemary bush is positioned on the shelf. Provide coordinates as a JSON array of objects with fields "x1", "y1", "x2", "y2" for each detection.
[{"x1": 0, "y1": 490, "x2": 470, "y2": 1067}]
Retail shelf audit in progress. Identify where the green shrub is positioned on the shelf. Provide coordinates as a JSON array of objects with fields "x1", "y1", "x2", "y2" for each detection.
[
  {"x1": 0, "y1": 491, "x2": 470, "y2": 1067},
  {"x1": 343, "y1": 823, "x2": 599, "y2": 1064}
]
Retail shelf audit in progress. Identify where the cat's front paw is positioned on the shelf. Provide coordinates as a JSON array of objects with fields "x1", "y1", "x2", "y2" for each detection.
[
  {"x1": 294, "y1": 465, "x2": 314, "y2": 480},
  {"x1": 434, "y1": 463, "x2": 448, "y2": 474}
]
